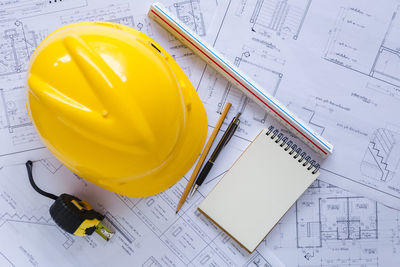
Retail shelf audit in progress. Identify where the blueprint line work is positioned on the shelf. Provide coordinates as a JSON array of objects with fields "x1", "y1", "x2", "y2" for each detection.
[
  {"x1": 0, "y1": 0, "x2": 400, "y2": 266},
  {"x1": 149, "y1": 2, "x2": 334, "y2": 157}
]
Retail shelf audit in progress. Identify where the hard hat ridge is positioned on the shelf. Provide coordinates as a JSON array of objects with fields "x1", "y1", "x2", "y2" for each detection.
[
  {"x1": 63, "y1": 34, "x2": 157, "y2": 149},
  {"x1": 26, "y1": 21, "x2": 208, "y2": 196},
  {"x1": 28, "y1": 34, "x2": 157, "y2": 153}
]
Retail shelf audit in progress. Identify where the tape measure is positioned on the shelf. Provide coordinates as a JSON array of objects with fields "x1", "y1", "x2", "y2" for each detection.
[{"x1": 26, "y1": 161, "x2": 114, "y2": 241}]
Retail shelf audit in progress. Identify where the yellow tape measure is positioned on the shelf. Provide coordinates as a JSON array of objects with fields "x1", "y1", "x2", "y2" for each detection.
[{"x1": 26, "y1": 161, "x2": 114, "y2": 241}]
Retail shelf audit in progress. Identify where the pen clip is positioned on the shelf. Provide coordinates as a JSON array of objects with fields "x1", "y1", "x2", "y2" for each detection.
[
  {"x1": 223, "y1": 124, "x2": 237, "y2": 147},
  {"x1": 223, "y1": 113, "x2": 241, "y2": 147}
]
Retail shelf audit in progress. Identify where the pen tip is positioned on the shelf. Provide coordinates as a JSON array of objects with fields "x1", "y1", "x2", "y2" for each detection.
[{"x1": 189, "y1": 185, "x2": 198, "y2": 198}]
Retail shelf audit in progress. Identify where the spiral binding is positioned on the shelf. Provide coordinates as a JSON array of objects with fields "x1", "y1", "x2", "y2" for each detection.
[{"x1": 266, "y1": 126, "x2": 320, "y2": 174}]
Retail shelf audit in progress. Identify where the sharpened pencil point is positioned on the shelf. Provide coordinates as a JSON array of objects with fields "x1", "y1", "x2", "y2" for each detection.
[{"x1": 172, "y1": 103, "x2": 232, "y2": 219}]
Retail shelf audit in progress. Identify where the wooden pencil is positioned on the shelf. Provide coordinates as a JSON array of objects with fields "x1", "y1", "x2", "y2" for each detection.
[{"x1": 176, "y1": 102, "x2": 232, "y2": 213}]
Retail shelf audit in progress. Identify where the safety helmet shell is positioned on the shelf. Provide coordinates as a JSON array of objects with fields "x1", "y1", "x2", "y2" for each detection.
[{"x1": 26, "y1": 22, "x2": 208, "y2": 197}]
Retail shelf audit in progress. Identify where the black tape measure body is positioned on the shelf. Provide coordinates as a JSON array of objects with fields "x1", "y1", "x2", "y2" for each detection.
[
  {"x1": 50, "y1": 194, "x2": 104, "y2": 236},
  {"x1": 26, "y1": 161, "x2": 114, "y2": 240}
]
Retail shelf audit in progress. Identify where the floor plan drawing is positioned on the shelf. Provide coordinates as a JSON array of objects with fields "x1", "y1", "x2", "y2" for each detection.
[
  {"x1": 300, "y1": 107, "x2": 326, "y2": 136},
  {"x1": 60, "y1": 3, "x2": 134, "y2": 27},
  {"x1": 197, "y1": 65, "x2": 274, "y2": 138},
  {"x1": 323, "y1": 4, "x2": 400, "y2": 87},
  {"x1": 365, "y1": 82, "x2": 400, "y2": 102},
  {"x1": 0, "y1": 85, "x2": 45, "y2": 161},
  {"x1": 191, "y1": 0, "x2": 400, "y2": 211},
  {"x1": 262, "y1": 181, "x2": 400, "y2": 266},
  {"x1": 0, "y1": 0, "x2": 88, "y2": 20},
  {"x1": 276, "y1": 73, "x2": 400, "y2": 208},
  {"x1": 234, "y1": 48, "x2": 283, "y2": 96},
  {"x1": 250, "y1": 0, "x2": 312, "y2": 40},
  {"x1": 0, "y1": 157, "x2": 282, "y2": 266},
  {"x1": 142, "y1": 256, "x2": 163, "y2": 267},
  {"x1": 173, "y1": 0, "x2": 206, "y2": 36},
  {"x1": 208, "y1": 47, "x2": 282, "y2": 128},
  {"x1": 0, "y1": 160, "x2": 163, "y2": 265},
  {"x1": 0, "y1": 87, "x2": 32, "y2": 133},
  {"x1": 0, "y1": 0, "x2": 281, "y2": 265},
  {"x1": 1, "y1": 0, "x2": 400, "y2": 265},
  {"x1": 195, "y1": 0, "x2": 297, "y2": 140},
  {"x1": 0, "y1": 212, "x2": 74, "y2": 249},
  {"x1": 0, "y1": 21, "x2": 43, "y2": 77},
  {"x1": 297, "y1": 196, "x2": 378, "y2": 248},
  {"x1": 285, "y1": 97, "x2": 336, "y2": 137},
  {"x1": 39, "y1": 157, "x2": 64, "y2": 174},
  {"x1": 370, "y1": 6, "x2": 400, "y2": 87}
]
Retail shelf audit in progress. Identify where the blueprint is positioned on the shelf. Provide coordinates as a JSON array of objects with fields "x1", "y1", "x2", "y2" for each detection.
[
  {"x1": 263, "y1": 180, "x2": 400, "y2": 266},
  {"x1": 0, "y1": 158, "x2": 283, "y2": 267},
  {"x1": 194, "y1": 0, "x2": 400, "y2": 210},
  {"x1": 0, "y1": 0, "x2": 400, "y2": 266}
]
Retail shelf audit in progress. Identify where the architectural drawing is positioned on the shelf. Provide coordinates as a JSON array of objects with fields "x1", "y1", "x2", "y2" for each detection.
[
  {"x1": 213, "y1": 48, "x2": 282, "y2": 126},
  {"x1": 0, "y1": 212, "x2": 74, "y2": 249},
  {"x1": 297, "y1": 196, "x2": 377, "y2": 248},
  {"x1": 142, "y1": 256, "x2": 162, "y2": 267},
  {"x1": 4, "y1": 155, "x2": 398, "y2": 266},
  {"x1": 173, "y1": 0, "x2": 206, "y2": 36},
  {"x1": 250, "y1": 0, "x2": 312, "y2": 40},
  {"x1": 192, "y1": 0, "x2": 400, "y2": 211},
  {"x1": 0, "y1": 157, "x2": 280, "y2": 266},
  {"x1": 275, "y1": 66, "x2": 400, "y2": 209},
  {"x1": 0, "y1": 252, "x2": 13, "y2": 267},
  {"x1": 0, "y1": 87, "x2": 31, "y2": 133},
  {"x1": 0, "y1": 2, "x2": 145, "y2": 166},
  {"x1": 365, "y1": 82, "x2": 400, "y2": 102},
  {"x1": 0, "y1": 0, "x2": 88, "y2": 20},
  {"x1": 0, "y1": 85, "x2": 43, "y2": 158},
  {"x1": 0, "y1": 21, "x2": 42, "y2": 76},
  {"x1": 361, "y1": 128, "x2": 400, "y2": 183},
  {"x1": 263, "y1": 181, "x2": 400, "y2": 266},
  {"x1": 39, "y1": 157, "x2": 63, "y2": 174},
  {"x1": 371, "y1": 7, "x2": 400, "y2": 87},
  {"x1": 197, "y1": 64, "x2": 273, "y2": 138},
  {"x1": 60, "y1": 3, "x2": 134, "y2": 27},
  {"x1": 1, "y1": 0, "x2": 400, "y2": 265},
  {"x1": 243, "y1": 254, "x2": 273, "y2": 267},
  {"x1": 195, "y1": 0, "x2": 313, "y2": 141},
  {"x1": 234, "y1": 49, "x2": 283, "y2": 96},
  {"x1": 300, "y1": 108, "x2": 326, "y2": 135},
  {"x1": 324, "y1": 4, "x2": 400, "y2": 87}
]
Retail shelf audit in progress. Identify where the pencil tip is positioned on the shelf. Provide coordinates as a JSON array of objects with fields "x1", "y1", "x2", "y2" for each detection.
[{"x1": 175, "y1": 210, "x2": 179, "y2": 214}]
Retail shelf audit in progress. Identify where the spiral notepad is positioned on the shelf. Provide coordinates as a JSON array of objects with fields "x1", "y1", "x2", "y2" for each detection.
[{"x1": 198, "y1": 127, "x2": 320, "y2": 253}]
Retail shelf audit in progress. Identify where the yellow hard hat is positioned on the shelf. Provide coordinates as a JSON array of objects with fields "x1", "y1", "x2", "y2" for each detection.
[{"x1": 26, "y1": 22, "x2": 208, "y2": 197}]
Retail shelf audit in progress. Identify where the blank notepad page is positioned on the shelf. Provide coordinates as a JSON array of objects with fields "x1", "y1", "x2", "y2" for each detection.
[{"x1": 198, "y1": 128, "x2": 320, "y2": 253}]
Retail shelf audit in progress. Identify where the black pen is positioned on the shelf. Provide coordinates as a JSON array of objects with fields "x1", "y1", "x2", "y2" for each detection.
[{"x1": 189, "y1": 112, "x2": 241, "y2": 197}]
